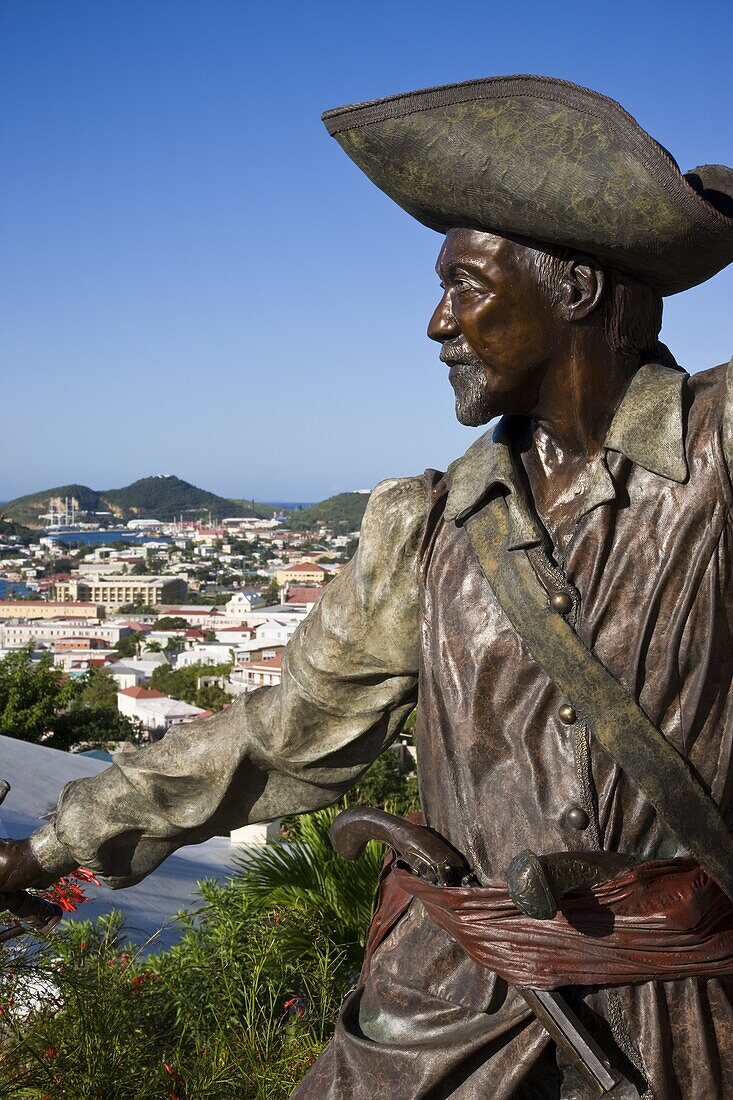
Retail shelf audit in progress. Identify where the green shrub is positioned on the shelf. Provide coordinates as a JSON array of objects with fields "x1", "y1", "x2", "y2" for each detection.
[{"x1": 0, "y1": 808, "x2": 382, "y2": 1099}]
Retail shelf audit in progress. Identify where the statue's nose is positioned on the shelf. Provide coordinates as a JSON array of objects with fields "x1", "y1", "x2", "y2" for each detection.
[{"x1": 428, "y1": 293, "x2": 459, "y2": 343}]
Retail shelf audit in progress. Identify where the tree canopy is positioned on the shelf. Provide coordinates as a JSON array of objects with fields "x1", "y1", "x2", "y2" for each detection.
[
  {"x1": 150, "y1": 661, "x2": 232, "y2": 711},
  {"x1": 0, "y1": 646, "x2": 76, "y2": 743},
  {"x1": 0, "y1": 649, "x2": 140, "y2": 750}
]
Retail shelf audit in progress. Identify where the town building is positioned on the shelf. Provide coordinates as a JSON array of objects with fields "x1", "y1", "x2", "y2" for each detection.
[
  {"x1": 54, "y1": 575, "x2": 187, "y2": 610},
  {"x1": 117, "y1": 686, "x2": 209, "y2": 734},
  {"x1": 175, "y1": 643, "x2": 238, "y2": 668},
  {"x1": 282, "y1": 586, "x2": 324, "y2": 609},
  {"x1": 224, "y1": 590, "x2": 266, "y2": 618},
  {"x1": 105, "y1": 662, "x2": 148, "y2": 690},
  {"x1": 274, "y1": 561, "x2": 331, "y2": 586},
  {"x1": 229, "y1": 656, "x2": 283, "y2": 693},
  {"x1": 0, "y1": 600, "x2": 103, "y2": 621},
  {"x1": 0, "y1": 620, "x2": 130, "y2": 649}
]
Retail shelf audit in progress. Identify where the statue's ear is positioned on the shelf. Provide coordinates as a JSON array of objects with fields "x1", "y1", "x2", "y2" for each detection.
[
  {"x1": 684, "y1": 165, "x2": 733, "y2": 219},
  {"x1": 562, "y1": 258, "x2": 604, "y2": 323}
]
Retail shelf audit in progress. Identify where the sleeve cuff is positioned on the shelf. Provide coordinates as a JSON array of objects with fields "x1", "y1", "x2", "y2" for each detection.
[{"x1": 29, "y1": 822, "x2": 77, "y2": 883}]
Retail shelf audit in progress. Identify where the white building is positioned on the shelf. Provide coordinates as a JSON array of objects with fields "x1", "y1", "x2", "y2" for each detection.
[
  {"x1": 214, "y1": 625, "x2": 255, "y2": 646},
  {"x1": 252, "y1": 618, "x2": 300, "y2": 646},
  {"x1": 117, "y1": 687, "x2": 209, "y2": 732},
  {"x1": 53, "y1": 648, "x2": 117, "y2": 672},
  {"x1": 175, "y1": 643, "x2": 237, "y2": 669},
  {"x1": 107, "y1": 654, "x2": 170, "y2": 681},
  {"x1": 0, "y1": 620, "x2": 130, "y2": 649},
  {"x1": 229, "y1": 656, "x2": 283, "y2": 693},
  {"x1": 224, "y1": 590, "x2": 266, "y2": 619}
]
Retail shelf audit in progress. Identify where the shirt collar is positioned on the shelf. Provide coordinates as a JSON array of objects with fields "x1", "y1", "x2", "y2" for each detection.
[{"x1": 444, "y1": 361, "x2": 689, "y2": 544}]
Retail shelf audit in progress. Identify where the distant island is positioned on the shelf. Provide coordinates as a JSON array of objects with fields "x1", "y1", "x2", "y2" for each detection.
[{"x1": 0, "y1": 475, "x2": 370, "y2": 532}]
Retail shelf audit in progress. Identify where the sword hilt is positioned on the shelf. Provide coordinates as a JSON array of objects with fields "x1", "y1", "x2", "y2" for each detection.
[{"x1": 507, "y1": 848, "x2": 636, "y2": 920}]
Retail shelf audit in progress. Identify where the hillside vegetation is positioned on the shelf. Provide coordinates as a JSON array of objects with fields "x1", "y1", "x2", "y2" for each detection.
[
  {"x1": 287, "y1": 492, "x2": 369, "y2": 532},
  {"x1": 3, "y1": 478, "x2": 372, "y2": 531},
  {"x1": 3, "y1": 476, "x2": 277, "y2": 527}
]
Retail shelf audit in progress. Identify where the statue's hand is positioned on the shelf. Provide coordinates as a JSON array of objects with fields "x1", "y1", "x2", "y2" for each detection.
[{"x1": 0, "y1": 837, "x2": 47, "y2": 893}]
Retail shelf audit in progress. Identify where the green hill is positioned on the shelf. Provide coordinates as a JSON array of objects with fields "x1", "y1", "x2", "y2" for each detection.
[
  {"x1": 2, "y1": 478, "x2": 370, "y2": 532},
  {"x1": 101, "y1": 476, "x2": 245, "y2": 521},
  {"x1": 3, "y1": 476, "x2": 274, "y2": 527},
  {"x1": 287, "y1": 492, "x2": 370, "y2": 532},
  {"x1": 0, "y1": 484, "x2": 102, "y2": 527}
]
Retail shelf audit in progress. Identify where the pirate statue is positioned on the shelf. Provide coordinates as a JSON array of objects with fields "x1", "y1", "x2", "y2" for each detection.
[{"x1": 3, "y1": 76, "x2": 733, "y2": 1098}]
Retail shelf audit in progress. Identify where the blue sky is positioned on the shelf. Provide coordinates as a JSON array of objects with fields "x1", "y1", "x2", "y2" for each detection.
[{"x1": 2, "y1": 0, "x2": 732, "y2": 502}]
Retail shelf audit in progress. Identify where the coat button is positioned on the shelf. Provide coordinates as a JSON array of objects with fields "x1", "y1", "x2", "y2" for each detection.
[
  {"x1": 558, "y1": 704, "x2": 577, "y2": 724},
  {"x1": 566, "y1": 806, "x2": 591, "y2": 831},
  {"x1": 550, "y1": 591, "x2": 573, "y2": 615}
]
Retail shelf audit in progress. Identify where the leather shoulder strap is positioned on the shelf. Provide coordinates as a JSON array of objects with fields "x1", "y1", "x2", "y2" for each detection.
[{"x1": 465, "y1": 496, "x2": 733, "y2": 903}]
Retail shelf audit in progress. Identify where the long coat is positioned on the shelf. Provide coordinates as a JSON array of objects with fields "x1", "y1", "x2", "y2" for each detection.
[{"x1": 31, "y1": 361, "x2": 733, "y2": 1098}]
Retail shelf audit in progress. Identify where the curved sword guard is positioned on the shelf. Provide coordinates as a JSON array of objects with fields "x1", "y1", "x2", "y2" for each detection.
[
  {"x1": 329, "y1": 807, "x2": 475, "y2": 886},
  {"x1": 507, "y1": 849, "x2": 637, "y2": 920}
]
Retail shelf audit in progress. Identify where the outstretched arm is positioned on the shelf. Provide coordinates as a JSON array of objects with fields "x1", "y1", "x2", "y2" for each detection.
[{"x1": 0, "y1": 477, "x2": 425, "y2": 891}]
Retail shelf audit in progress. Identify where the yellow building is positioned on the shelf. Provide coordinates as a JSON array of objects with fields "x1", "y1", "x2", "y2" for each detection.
[
  {"x1": 0, "y1": 601, "x2": 103, "y2": 621},
  {"x1": 274, "y1": 562, "x2": 330, "y2": 586},
  {"x1": 54, "y1": 576, "x2": 186, "y2": 611}
]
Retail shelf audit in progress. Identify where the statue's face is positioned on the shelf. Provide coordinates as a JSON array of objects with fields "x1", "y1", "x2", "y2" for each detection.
[{"x1": 429, "y1": 228, "x2": 563, "y2": 426}]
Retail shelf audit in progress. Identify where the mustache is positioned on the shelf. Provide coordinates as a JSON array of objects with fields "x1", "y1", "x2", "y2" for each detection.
[{"x1": 439, "y1": 341, "x2": 482, "y2": 366}]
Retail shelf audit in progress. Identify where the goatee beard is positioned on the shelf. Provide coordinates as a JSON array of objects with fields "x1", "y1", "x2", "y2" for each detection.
[{"x1": 449, "y1": 361, "x2": 493, "y2": 427}]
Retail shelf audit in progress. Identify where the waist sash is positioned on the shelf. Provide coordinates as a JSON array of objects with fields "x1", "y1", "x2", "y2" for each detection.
[
  {"x1": 363, "y1": 852, "x2": 733, "y2": 990},
  {"x1": 395, "y1": 858, "x2": 733, "y2": 989}
]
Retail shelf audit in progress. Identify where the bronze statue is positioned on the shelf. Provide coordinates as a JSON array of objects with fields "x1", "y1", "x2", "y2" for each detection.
[{"x1": 3, "y1": 75, "x2": 733, "y2": 1098}]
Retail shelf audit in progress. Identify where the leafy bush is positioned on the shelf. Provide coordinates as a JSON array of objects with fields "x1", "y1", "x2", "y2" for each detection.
[
  {"x1": 0, "y1": 651, "x2": 139, "y2": 750},
  {"x1": 0, "y1": 808, "x2": 383, "y2": 1099},
  {"x1": 149, "y1": 662, "x2": 233, "y2": 712}
]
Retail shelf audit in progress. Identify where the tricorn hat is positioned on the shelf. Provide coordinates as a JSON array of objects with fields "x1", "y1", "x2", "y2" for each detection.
[{"x1": 322, "y1": 76, "x2": 733, "y2": 295}]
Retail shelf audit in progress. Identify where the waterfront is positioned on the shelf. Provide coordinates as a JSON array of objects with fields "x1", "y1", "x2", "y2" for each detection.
[
  {"x1": 0, "y1": 580, "x2": 32, "y2": 599},
  {"x1": 47, "y1": 530, "x2": 174, "y2": 548}
]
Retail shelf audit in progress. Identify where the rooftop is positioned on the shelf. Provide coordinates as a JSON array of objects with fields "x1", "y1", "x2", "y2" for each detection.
[
  {"x1": 118, "y1": 686, "x2": 166, "y2": 699},
  {"x1": 0, "y1": 734, "x2": 235, "y2": 950}
]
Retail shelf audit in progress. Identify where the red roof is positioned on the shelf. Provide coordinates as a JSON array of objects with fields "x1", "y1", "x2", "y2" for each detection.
[
  {"x1": 246, "y1": 656, "x2": 283, "y2": 672},
  {"x1": 164, "y1": 608, "x2": 223, "y2": 618},
  {"x1": 117, "y1": 686, "x2": 166, "y2": 699},
  {"x1": 283, "y1": 562, "x2": 329, "y2": 574},
  {"x1": 284, "y1": 587, "x2": 324, "y2": 604}
]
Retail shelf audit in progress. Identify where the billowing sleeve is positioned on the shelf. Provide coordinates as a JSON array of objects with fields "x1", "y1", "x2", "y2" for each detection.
[{"x1": 29, "y1": 477, "x2": 425, "y2": 888}]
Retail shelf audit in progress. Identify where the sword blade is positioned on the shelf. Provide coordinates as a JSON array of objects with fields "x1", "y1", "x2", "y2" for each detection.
[{"x1": 523, "y1": 988, "x2": 622, "y2": 1095}]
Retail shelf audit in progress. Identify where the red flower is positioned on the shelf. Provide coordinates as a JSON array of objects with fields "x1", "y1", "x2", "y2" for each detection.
[
  {"x1": 75, "y1": 867, "x2": 101, "y2": 886},
  {"x1": 31, "y1": 866, "x2": 101, "y2": 916}
]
